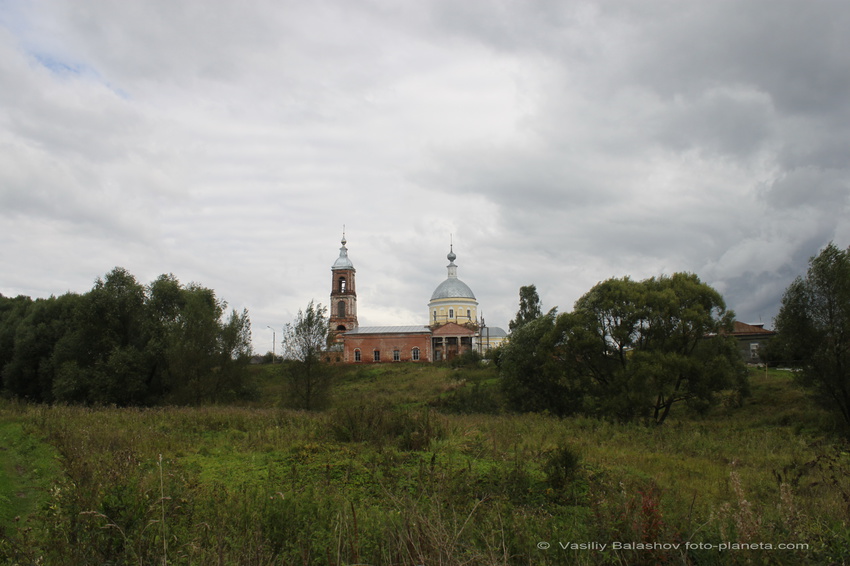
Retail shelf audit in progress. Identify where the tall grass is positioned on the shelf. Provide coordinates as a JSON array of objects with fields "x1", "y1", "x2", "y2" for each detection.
[{"x1": 1, "y1": 367, "x2": 848, "y2": 564}]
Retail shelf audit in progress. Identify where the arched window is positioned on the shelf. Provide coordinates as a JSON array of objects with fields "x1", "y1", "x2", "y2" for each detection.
[
  {"x1": 373, "y1": 350, "x2": 381, "y2": 362},
  {"x1": 354, "y1": 349, "x2": 361, "y2": 362},
  {"x1": 412, "y1": 347, "x2": 420, "y2": 361},
  {"x1": 467, "y1": 309, "x2": 471, "y2": 320},
  {"x1": 449, "y1": 308, "x2": 454, "y2": 319},
  {"x1": 337, "y1": 300, "x2": 345, "y2": 318},
  {"x1": 393, "y1": 349, "x2": 400, "y2": 361},
  {"x1": 339, "y1": 277, "x2": 347, "y2": 293}
]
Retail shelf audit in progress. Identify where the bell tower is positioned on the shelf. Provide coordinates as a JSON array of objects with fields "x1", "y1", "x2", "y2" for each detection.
[{"x1": 329, "y1": 231, "x2": 358, "y2": 343}]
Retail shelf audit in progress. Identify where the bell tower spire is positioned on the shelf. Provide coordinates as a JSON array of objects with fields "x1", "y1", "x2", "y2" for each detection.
[{"x1": 329, "y1": 229, "x2": 358, "y2": 343}]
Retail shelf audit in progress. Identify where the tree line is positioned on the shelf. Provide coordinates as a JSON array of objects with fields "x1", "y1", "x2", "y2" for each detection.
[
  {"x1": 0, "y1": 267, "x2": 252, "y2": 405},
  {"x1": 502, "y1": 242, "x2": 850, "y2": 431}
]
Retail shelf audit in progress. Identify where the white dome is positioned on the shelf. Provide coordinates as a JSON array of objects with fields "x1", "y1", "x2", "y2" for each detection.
[{"x1": 431, "y1": 278, "x2": 475, "y2": 300}]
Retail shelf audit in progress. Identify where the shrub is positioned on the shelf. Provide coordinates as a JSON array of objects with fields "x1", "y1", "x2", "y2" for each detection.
[
  {"x1": 542, "y1": 443, "x2": 581, "y2": 491},
  {"x1": 449, "y1": 349, "x2": 482, "y2": 369},
  {"x1": 327, "y1": 404, "x2": 445, "y2": 451},
  {"x1": 432, "y1": 377, "x2": 504, "y2": 414}
]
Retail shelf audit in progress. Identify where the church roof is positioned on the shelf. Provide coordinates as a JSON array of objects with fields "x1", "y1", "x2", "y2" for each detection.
[
  {"x1": 482, "y1": 326, "x2": 507, "y2": 338},
  {"x1": 430, "y1": 246, "x2": 476, "y2": 301},
  {"x1": 432, "y1": 322, "x2": 475, "y2": 336},
  {"x1": 431, "y1": 278, "x2": 476, "y2": 300},
  {"x1": 332, "y1": 235, "x2": 354, "y2": 270},
  {"x1": 345, "y1": 326, "x2": 431, "y2": 335}
]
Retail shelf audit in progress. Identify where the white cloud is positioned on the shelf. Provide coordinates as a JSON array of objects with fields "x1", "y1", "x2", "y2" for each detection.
[{"x1": 2, "y1": 0, "x2": 849, "y2": 352}]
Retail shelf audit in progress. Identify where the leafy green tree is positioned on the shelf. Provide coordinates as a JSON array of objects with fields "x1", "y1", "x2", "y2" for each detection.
[
  {"x1": 50, "y1": 268, "x2": 151, "y2": 405},
  {"x1": 641, "y1": 274, "x2": 745, "y2": 422},
  {"x1": 500, "y1": 310, "x2": 584, "y2": 415},
  {"x1": 281, "y1": 300, "x2": 330, "y2": 410},
  {"x1": 509, "y1": 284, "x2": 543, "y2": 332},
  {"x1": 144, "y1": 273, "x2": 186, "y2": 398},
  {"x1": 160, "y1": 284, "x2": 220, "y2": 403},
  {"x1": 500, "y1": 312, "x2": 557, "y2": 410},
  {"x1": 774, "y1": 243, "x2": 850, "y2": 427},
  {"x1": 156, "y1": 282, "x2": 252, "y2": 404},
  {"x1": 570, "y1": 273, "x2": 744, "y2": 424},
  {"x1": 210, "y1": 306, "x2": 253, "y2": 400},
  {"x1": 0, "y1": 294, "x2": 33, "y2": 388},
  {"x1": 3, "y1": 294, "x2": 80, "y2": 402},
  {"x1": 500, "y1": 273, "x2": 746, "y2": 424}
]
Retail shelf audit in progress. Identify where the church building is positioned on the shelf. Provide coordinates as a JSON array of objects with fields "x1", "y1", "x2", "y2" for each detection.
[{"x1": 328, "y1": 235, "x2": 506, "y2": 363}]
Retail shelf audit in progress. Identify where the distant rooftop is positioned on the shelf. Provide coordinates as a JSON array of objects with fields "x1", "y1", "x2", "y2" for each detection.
[
  {"x1": 731, "y1": 321, "x2": 776, "y2": 335},
  {"x1": 482, "y1": 327, "x2": 507, "y2": 338},
  {"x1": 345, "y1": 326, "x2": 431, "y2": 335}
]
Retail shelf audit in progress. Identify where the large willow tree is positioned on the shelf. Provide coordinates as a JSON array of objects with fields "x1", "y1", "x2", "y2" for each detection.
[{"x1": 501, "y1": 273, "x2": 746, "y2": 424}]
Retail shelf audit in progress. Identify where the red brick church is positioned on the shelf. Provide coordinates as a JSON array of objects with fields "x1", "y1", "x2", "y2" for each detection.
[{"x1": 327, "y1": 235, "x2": 506, "y2": 363}]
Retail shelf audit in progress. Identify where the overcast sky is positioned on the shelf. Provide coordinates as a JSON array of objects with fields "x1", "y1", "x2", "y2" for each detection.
[{"x1": 2, "y1": 0, "x2": 849, "y2": 353}]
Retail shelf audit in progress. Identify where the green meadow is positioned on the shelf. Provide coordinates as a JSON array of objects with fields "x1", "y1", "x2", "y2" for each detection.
[{"x1": 1, "y1": 365, "x2": 849, "y2": 565}]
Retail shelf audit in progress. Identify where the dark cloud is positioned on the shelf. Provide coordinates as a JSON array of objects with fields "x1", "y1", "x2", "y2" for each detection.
[
  {"x1": 607, "y1": 2, "x2": 850, "y2": 113},
  {"x1": 651, "y1": 88, "x2": 775, "y2": 157},
  {"x1": 763, "y1": 167, "x2": 850, "y2": 210}
]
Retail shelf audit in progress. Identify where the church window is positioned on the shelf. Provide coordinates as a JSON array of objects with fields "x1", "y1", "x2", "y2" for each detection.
[
  {"x1": 449, "y1": 308, "x2": 454, "y2": 319},
  {"x1": 433, "y1": 310, "x2": 437, "y2": 322},
  {"x1": 373, "y1": 350, "x2": 381, "y2": 362},
  {"x1": 354, "y1": 349, "x2": 361, "y2": 362},
  {"x1": 412, "y1": 347, "x2": 420, "y2": 361},
  {"x1": 336, "y1": 324, "x2": 346, "y2": 331},
  {"x1": 467, "y1": 309, "x2": 471, "y2": 320},
  {"x1": 393, "y1": 349, "x2": 400, "y2": 362},
  {"x1": 337, "y1": 301, "x2": 345, "y2": 318},
  {"x1": 339, "y1": 277, "x2": 346, "y2": 293}
]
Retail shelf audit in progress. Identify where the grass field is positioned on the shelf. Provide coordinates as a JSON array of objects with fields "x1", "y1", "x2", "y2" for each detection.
[{"x1": 1, "y1": 364, "x2": 849, "y2": 565}]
